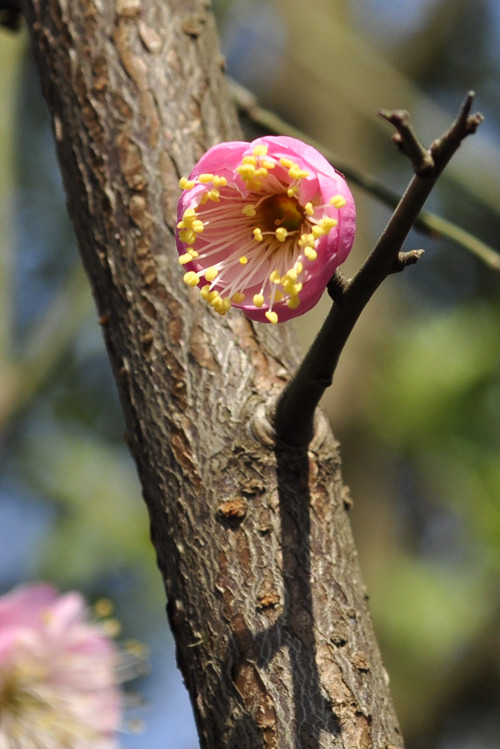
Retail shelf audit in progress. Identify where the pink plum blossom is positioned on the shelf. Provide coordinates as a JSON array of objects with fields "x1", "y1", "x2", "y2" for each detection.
[
  {"x1": 0, "y1": 583, "x2": 122, "y2": 748},
  {"x1": 176, "y1": 135, "x2": 356, "y2": 324}
]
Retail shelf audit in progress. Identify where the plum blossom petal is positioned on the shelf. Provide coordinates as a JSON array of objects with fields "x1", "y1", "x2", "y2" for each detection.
[{"x1": 176, "y1": 136, "x2": 356, "y2": 323}]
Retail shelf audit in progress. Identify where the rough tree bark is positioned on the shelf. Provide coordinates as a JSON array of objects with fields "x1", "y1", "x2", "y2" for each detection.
[{"x1": 21, "y1": 0, "x2": 403, "y2": 746}]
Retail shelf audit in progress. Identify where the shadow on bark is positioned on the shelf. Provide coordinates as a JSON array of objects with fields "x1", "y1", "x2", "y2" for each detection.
[{"x1": 201, "y1": 441, "x2": 340, "y2": 749}]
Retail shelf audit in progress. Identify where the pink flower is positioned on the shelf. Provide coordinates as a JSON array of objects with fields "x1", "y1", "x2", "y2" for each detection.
[
  {"x1": 176, "y1": 136, "x2": 356, "y2": 323},
  {"x1": 0, "y1": 583, "x2": 122, "y2": 748}
]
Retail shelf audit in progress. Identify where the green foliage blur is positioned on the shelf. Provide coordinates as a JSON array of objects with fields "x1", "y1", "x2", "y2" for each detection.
[{"x1": 1, "y1": 2, "x2": 499, "y2": 747}]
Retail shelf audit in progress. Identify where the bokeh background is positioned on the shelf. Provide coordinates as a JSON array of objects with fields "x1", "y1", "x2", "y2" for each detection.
[{"x1": 1, "y1": 1, "x2": 499, "y2": 746}]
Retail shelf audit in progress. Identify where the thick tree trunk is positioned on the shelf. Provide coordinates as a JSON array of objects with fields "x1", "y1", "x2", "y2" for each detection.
[{"x1": 22, "y1": 0, "x2": 403, "y2": 746}]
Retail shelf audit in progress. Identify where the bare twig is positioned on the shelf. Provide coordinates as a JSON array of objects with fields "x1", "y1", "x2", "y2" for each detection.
[
  {"x1": 378, "y1": 108, "x2": 435, "y2": 175},
  {"x1": 274, "y1": 93, "x2": 484, "y2": 447},
  {"x1": 231, "y1": 79, "x2": 500, "y2": 274}
]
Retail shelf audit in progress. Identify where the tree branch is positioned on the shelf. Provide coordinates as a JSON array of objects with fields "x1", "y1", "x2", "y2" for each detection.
[
  {"x1": 232, "y1": 79, "x2": 500, "y2": 274},
  {"x1": 275, "y1": 93, "x2": 484, "y2": 447}
]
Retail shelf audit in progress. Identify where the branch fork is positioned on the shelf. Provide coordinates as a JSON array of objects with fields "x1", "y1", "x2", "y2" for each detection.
[{"x1": 274, "y1": 93, "x2": 484, "y2": 447}]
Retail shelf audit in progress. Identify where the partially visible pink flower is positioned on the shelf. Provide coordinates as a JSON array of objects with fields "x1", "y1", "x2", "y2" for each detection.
[
  {"x1": 176, "y1": 135, "x2": 356, "y2": 323},
  {"x1": 0, "y1": 583, "x2": 122, "y2": 748}
]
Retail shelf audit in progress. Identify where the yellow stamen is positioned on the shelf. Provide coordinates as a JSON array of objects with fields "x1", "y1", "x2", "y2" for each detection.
[
  {"x1": 288, "y1": 165, "x2": 309, "y2": 180},
  {"x1": 304, "y1": 202, "x2": 314, "y2": 216},
  {"x1": 179, "y1": 228, "x2": 197, "y2": 245},
  {"x1": 253, "y1": 228, "x2": 263, "y2": 242},
  {"x1": 179, "y1": 177, "x2": 195, "y2": 190},
  {"x1": 253, "y1": 294, "x2": 264, "y2": 307},
  {"x1": 178, "y1": 253, "x2": 193, "y2": 265},
  {"x1": 213, "y1": 176, "x2": 227, "y2": 187},
  {"x1": 270, "y1": 270, "x2": 281, "y2": 284},
  {"x1": 287, "y1": 296, "x2": 300, "y2": 309},
  {"x1": 192, "y1": 220, "x2": 204, "y2": 233},
  {"x1": 198, "y1": 173, "x2": 215, "y2": 183},
  {"x1": 275, "y1": 227, "x2": 288, "y2": 242},
  {"x1": 319, "y1": 217, "x2": 338, "y2": 232},
  {"x1": 232, "y1": 292, "x2": 245, "y2": 303},
  {"x1": 330, "y1": 194, "x2": 347, "y2": 208},
  {"x1": 208, "y1": 290, "x2": 220, "y2": 305},
  {"x1": 305, "y1": 247, "x2": 318, "y2": 261},
  {"x1": 239, "y1": 256, "x2": 248, "y2": 265},
  {"x1": 242, "y1": 205, "x2": 256, "y2": 217},
  {"x1": 236, "y1": 164, "x2": 257, "y2": 181},
  {"x1": 205, "y1": 267, "x2": 218, "y2": 282},
  {"x1": 183, "y1": 271, "x2": 200, "y2": 287},
  {"x1": 253, "y1": 144, "x2": 269, "y2": 156},
  {"x1": 214, "y1": 297, "x2": 231, "y2": 315},
  {"x1": 298, "y1": 232, "x2": 315, "y2": 248},
  {"x1": 283, "y1": 268, "x2": 297, "y2": 282},
  {"x1": 265, "y1": 310, "x2": 278, "y2": 324}
]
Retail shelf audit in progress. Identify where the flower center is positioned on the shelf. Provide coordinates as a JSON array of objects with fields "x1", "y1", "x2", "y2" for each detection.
[{"x1": 259, "y1": 193, "x2": 305, "y2": 233}]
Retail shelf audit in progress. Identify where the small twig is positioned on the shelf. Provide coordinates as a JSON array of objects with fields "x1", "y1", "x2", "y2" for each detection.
[
  {"x1": 392, "y1": 249, "x2": 425, "y2": 273},
  {"x1": 274, "y1": 94, "x2": 484, "y2": 447},
  {"x1": 231, "y1": 79, "x2": 500, "y2": 274},
  {"x1": 378, "y1": 109, "x2": 435, "y2": 175},
  {"x1": 326, "y1": 270, "x2": 350, "y2": 302}
]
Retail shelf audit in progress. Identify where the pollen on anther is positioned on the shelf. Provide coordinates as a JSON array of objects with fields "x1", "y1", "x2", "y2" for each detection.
[
  {"x1": 289, "y1": 165, "x2": 309, "y2": 180},
  {"x1": 179, "y1": 177, "x2": 195, "y2": 190},
  {"x1": 265, "y1": 310, "x2": 278, "y2": 324},
  {"x1": 253, "y1": 144, "x2": 268, "y2": 156},
  {"x1": 330, "y1": 195, "x2": 347, "y2": 209},
  {"x1": 205, "y1": 267, "x2": 219, "y2": 282},
  {"x1": 239, "y1": 256, "x2": 248, "y2": 265},
  {"x1": 183, "y1": 271, "x2": 200, "y2": 287},
  {"x1": 253, "y1": 228, "x2": 263, "y2": 242},
  {"x1": 253, "y1": 293, "x2": 264, "y2": 307},
  {"x1": 275, "y1": 227, "x2": 288, "y2": 242}
]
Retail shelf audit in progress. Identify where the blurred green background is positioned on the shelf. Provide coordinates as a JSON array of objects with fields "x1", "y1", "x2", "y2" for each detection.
[{"x1": 0, "y1": 1, "x2": 499, "y2": 747}]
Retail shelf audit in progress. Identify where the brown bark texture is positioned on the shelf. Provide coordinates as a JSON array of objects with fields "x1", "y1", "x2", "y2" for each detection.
[{"x1": 22, "y1": 0, "x2": 404, "y2": 746}]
